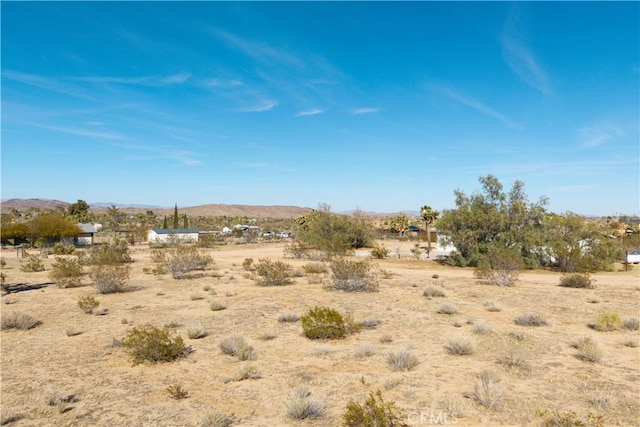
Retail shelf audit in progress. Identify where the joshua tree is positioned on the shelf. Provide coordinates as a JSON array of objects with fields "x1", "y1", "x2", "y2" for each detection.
[{"x1": 420, "y1": 205, "x2": 439, "y2": 253}]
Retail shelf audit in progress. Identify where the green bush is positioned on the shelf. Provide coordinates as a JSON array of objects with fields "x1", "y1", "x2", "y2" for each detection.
[
  {"x1": 301, "y1": 307, "x2": 347, "y2": 340},
  {"x1": 342, "y1": 382, "x2": 407, "y2": 427},
  {"x1": 49, "y1": 256, "x2": 84, "y2": 288},
  {"x1": 328, "y1": 258, "x2": 379, "y2": 292},
  {"x1": 253, "y1": 258, "x2": 293, "y2": 286},
  {"x1": 121, "y1": 325, "x2": 189, "y2": 366},
  {"x1": 559, "y1": 273, "x2": 595, "y2": 289},
  {"x1": 370, "y1": 246, "x2": 389, "y2": 259},
  {"x1": 77, "y1": 295, "x2": 99, "y2": 314},
  {"x1": 52, "y1": 243, "x2": 75, "y2": 255},
  {"x1": 20, "y1": 254, "x2": 45, "y2": 272}
]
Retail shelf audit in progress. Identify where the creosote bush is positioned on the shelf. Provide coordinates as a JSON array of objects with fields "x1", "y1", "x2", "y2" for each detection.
[
  {"x1": 559, "y1": 273, "x2": 595, "y2": 289},
  {"x1": 1, "y1": 312, "x2": 41, "y2": 330},
  {"x1": 77, "y1": 295, "x2": 99, "y2": 314},
  {"x1": 52, "y1": 243, "x2": 75, "y2": 255},
  {"x1": 163, "y1": 245, "x2": 212, "y2": 279},
  {"x1": 87, "y1": 239, "x2": 132, "y2": 265},
  {"x1": 91, "y1": 264, "x2": 130, "y2": 294},
  {"x1": 370, "y1": 246, "x2": 389, "y2": 259},
  {"x1": 328, "y1": 258, "x2": 379, "y2": 292},
  {"x1": 49, "y1": 256, "x2": 84, "y2": 288},
  {"x1": 252, "y1": 258, "x2": 293, "y2": 286},
  {"x1": 20, "y1": 255, "x2": 45, "y2": 272},
  {"x1": 301, "y1": 306, "x2": 347, "y2": 340},
  {"x1": 121, "y1": 325, "x2": 190, "y2": 366},
  {"x1": 342, "y1": 379, "x2": 407, "y2": 427}
]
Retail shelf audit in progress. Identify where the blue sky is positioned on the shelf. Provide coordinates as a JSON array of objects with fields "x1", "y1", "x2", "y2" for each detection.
[{"x1": 2, "y1": 2, "x2": 638, "y2": 216}]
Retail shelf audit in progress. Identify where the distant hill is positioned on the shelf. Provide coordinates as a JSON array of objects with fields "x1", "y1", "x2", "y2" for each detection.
[{"x1": 1, "y1": 198, "x2": 312, "y2": 219}]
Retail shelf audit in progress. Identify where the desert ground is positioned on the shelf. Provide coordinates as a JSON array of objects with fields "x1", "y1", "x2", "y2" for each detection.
[{"x1": 1, "y1": 240, "x2": 639, "y2": 426}]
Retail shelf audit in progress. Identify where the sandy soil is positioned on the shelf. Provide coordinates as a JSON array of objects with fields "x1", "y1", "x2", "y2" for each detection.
[{"x1": 1, "y1": 241, "x2": 638, "y2": 426}]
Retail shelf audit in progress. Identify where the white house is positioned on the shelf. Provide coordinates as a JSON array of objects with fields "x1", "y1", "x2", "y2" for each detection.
[{"x1": 147, "y1": 228, "x2": 199, "y2": 244}]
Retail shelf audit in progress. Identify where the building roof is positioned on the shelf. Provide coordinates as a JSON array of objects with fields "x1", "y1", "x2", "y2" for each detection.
[
  {"x1": 77, "y1": 223, "x2": 98, "y2": 233},
  {"x1": 408, "y1": 225, "x2": 421, "y2": 231},
  {"x1": 150, "y1": 228, "x2": 198, "y2": 234}
]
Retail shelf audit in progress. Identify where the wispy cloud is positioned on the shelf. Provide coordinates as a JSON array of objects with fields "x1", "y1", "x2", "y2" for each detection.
[
  {"x1": 35, "y1": 124, "x2": 126, "y2": 141},
  {"x1": 213, "y1": 28, "x2": 305, "y2": 69},
  {"x1": 349, "y1": 108, "x2": 381, "y2": 115},
  {"x1": 236, "y1": 100, "x2": 278, "y2": 113},
  {"x1": 501, "y1": 9, "x2": 551, "y2": 95},
  {"x1": 205, "y1": 78, "x2": 243, "y2": 88},
  {"x1": 2, "y1": 70, "x2": 94, "y2": 100},
  {"x1": 296, "y1": 109, "x2": 324, "y2": 117},
  {"x1": 164, "y1": 150, "x2": 201, "y2": 166},
  {"x1": 79, "y1": 73, "x2": 191, "y2": 86},
  {"x1": 578, "y1": 122, "x2": 625, "y2": 148},
  {"x1": 427, "y1": 83, "x2": 523, "y2": 130}
]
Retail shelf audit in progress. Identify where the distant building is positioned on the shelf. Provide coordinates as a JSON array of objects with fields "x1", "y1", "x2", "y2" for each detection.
[
  {"x1": 147, "y1": 228, "x2": 199, "y2": 244},
  {"x1": 76, "y1": 223, "x2": 98, "y2": 246}
]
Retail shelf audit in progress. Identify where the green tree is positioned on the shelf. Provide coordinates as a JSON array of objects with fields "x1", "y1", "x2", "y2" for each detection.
[
  {"x1": 0, "y1": 216, "x2": 28, "y2": 245},
  {"x1": 173, "y1": 203, "x2": 179, "y2": 229},
  {"x1": 163, "y1": 215, "x2": 168, "y2": 229},
  {"x1": 419, "y1": 205, "x2": 440, "y2": 252},
  {"x1": 385, "y1": 214, "x2": 409, "y2": 237},
  {"x1": 67, "y1": 199, "x2": 92, "y2": 223},
  {"x1": 27, "y1": 214, "x2": 81, "y2": 245},
  {"x1": 437, "y1": 175, "x2": 547, "y2": 267},
  {"x1": 183, "y1": 214, "x2": 188, "y2": 229},
  {"x1": 105, "y1": 205, "x2": 122, "y2": 231}
]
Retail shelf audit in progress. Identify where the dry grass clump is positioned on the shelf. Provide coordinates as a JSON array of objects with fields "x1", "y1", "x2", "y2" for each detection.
[
  {"x1": 1, "y1": 311, "x2": 41, "y2": 330},
  {"x1": 354, "y1": 345, "x2": 376, "y2": 358},
  {"x1": 359, "y1": 319, "x2": 381, "y2": 329},
  {"x1": 445, "y1": 335, "x2": 475, "y2": 355},
  {"x1": 199, "y1": 410, "x2": 234, "y2": 427},
  {"x1": 559, "y1": 273, "x2": 595, "y2": 289},
  {"x1": 327, "y1": 257, "x2": 379, "y2": 292},
  {"x1": 379, "y1": 334, "x2": 393, "y2": 343},
  {"x1": 252, "y1": 258, "x2": 293, "y2": 286},
  {"x1": 483, "y1": 300, "x2": 503, "y2": 312},
  {"x1": 285, "y1": 386, "x2": 326, "y2": 420},
  {"x1": 473, "y1": 321, "x2": 492, "y2": 335},
  {"x1": 573, "y1": 337, "x2": 603, "y2": 362},
  {"x1": 190, "y1": 293, "x2": 205, "y2": 301},
  {"x1": 40, "y1": 386, "x2": 75, "y2": 409},
  {"x1": 277, "y1": 311, "x2": 300, "y2": 323},
  {"x1": 592, "y1": 311, "x2": 623, "y2": 331},
  {"x1": 187, "y1": 327, "x2": 208, "y2": 339},
  {"x1": 514, "y1": 313, "x2": 549, "y2": 326},
  {"x1": 467, "y1": 370, "x2": 504, "y2": 410},
  {"x1": 537, "y1": 409, "x2": 604, "y2": 427},
  {"x1": 302, "y1": 262, "x2": 328, "y2": 274},
  {"x1": 219, "y1": 335, "x2": 255, "y2": 361},
  {"x1": 422, "y1": 285, "x2": 446, "y2": 299},
  {"x1": 497, "y1": 350, "x2": 531, "y2": 373},
  {"x1": 436, "y1": 302, "x2": 458, "y2": 315},
  {"x1": 232, "y1": 364, "x2": 261, "y2": 382},
  {"x1": 622, "y1": 338, "x2": 639, "y2": 348},
  {"x1": 386, "y1": 347, "x2": 419, "y2": 371},
  {"x1": 623, "y1": 316, "x2": 639, "y2": 331},
  {"x1": 209, "y1": 301, "x2": 227, "y2": 312}
]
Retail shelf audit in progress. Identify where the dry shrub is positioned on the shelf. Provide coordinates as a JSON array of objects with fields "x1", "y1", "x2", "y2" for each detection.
[
  {"x1": 483, "y1": 300, "x2": 503, "y2": 312},
  {"x1": 242, "y1": 257, "x2": 254, "y2": 271},
  {"x1": 77, "y1": 295, "x2": 99, "y2": 314},
  {"x1": 445, "y1": 335, "x2": 475, "y2": 355},
  {"x1": 302, "y1": 262, "x2": 328, "y2": 274},
  {"x1": 436, "y1": 302, "x2": 458, "y2": 315},
  {"x1": 498, "y1": 350, "x2": 531, "y2": 373},
  {"x1": 514, "y1": 313, "x2": 549, "y2": 326},
  {"x1": 199, "y1": 410, "x2": 234, "y2": 427},
  {"x1": 537, "y1": 410, "x2": 604, "y2": 427},
  {"x1": 285, "y1": 386, "x2": 325, "y2": 420},
  {"x1": 49, "y1": 256, "x2": 84, "y2": 288},
  {"x1": 187, "y1": 326, "x2": 208, "y2": 339},
  {"x1": 91, "y1": 264, "x2": 130, "y2": 294},
  {"x1": 166, "y1": 383, "x2": 189, "y2": 400},
  {"x1": 473, "y1": 321, "x2": 492, "y2": 335},
  {"x1": 593, "y1": 311, "x2": 623, "y2": 331},
  {"x1": 474, "y1": 247, "x2": 523, "y2": 287},
  {"x1": 467, "y1": 370, "x2": 504, "y2": 410},
  {"x1": 422, "y1": 285, "x2": 445, "y2": 299},
  {"x1": 379, "y1": 334, "x2": 393, "y2": 343},
  {"x1": 623, "y1": 316, "x2": 639, "y2": 331},
  {"x1": 301, "y1": 306, "x2": 346, "y2": 340},
  {"x1": 163, "y1": 245, "x2": 212, "y2": 279},
  {"x1": 354, "y1": 345, "x2": 376, "y2": 358},
  {"x1": 328, "y1": 258, "x2": 379, "y2": 292},
  {"x1": 232, "y1": 364, "x2": 261, "y2": 381},
  {"x1": 386, "y1": 347, "x2": 419, "y2": 371},
  {"x1": 219, "y1": 335, "x2": 255, "y2": 361},
  {"x1": 121, "y1": 325, "x2": 190, "y2": 365},
  {"x1": 559, "y1": 273, "x2": 595, "y2": 289},
  {"x1": 20, "y1": 255, "x2": 45, "y2": 272},
  {"x1": 1, "y1": 312, "x2": 41, "y2": 330},
  {"x1": 209, "y1": 301, "x2": 227, "y2": 312},
  {"x1": 278, "y1": 311, "x2": 300, "y2": 323},
  {"x1": 622, "y1": 338, "x2": 639, "y2": 348},
  {"x1": 573, "y1": 337, "x2": 603, "y2": 362},
  {"x1": 252, "y1": 258, "x2": 293, "y2": 286}
]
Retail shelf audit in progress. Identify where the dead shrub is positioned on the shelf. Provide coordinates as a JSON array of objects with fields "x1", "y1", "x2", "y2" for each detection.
[
  {"x1": 1, "y1": 311, "x2": 41, "y2": 330},
  {"x1": 474, "y1": 247, "x2": 523, "y2": 287},
  {"x1": 328, "y1": 257, "x2": 379, "y2": 292},
  {"x1": 91, "y1": 264, "x2": 130, "y2": 294},
  {"x1": 252, "y1": 258, "x2": 293, "y2": 286}
]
